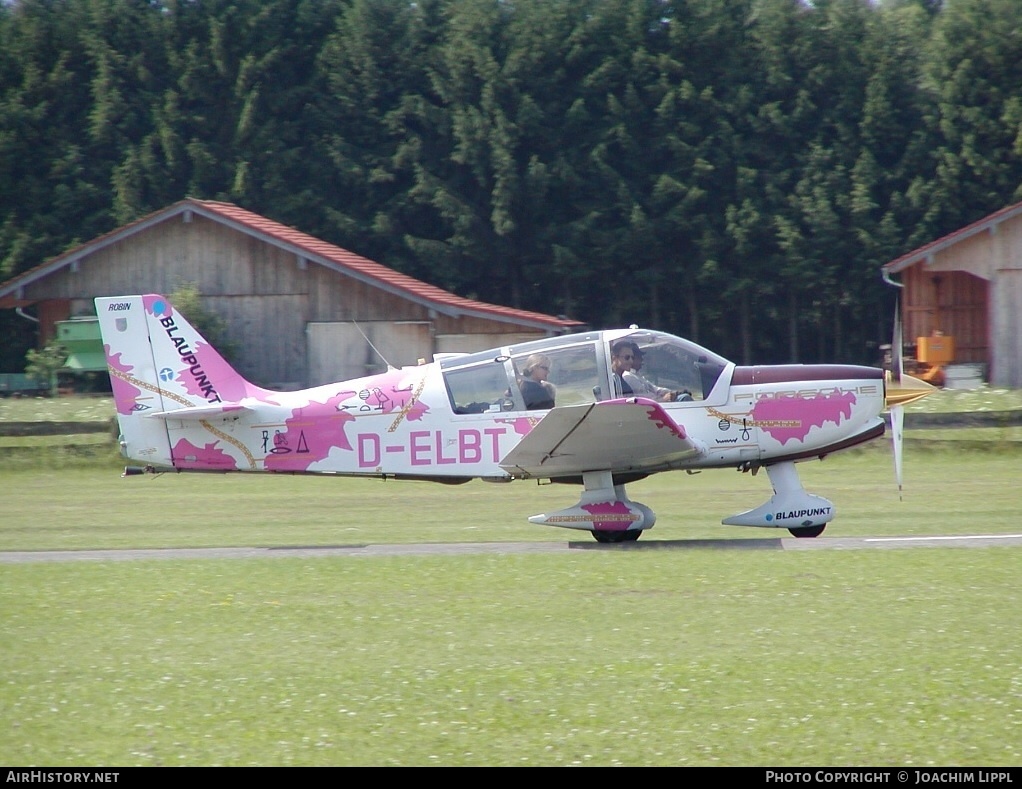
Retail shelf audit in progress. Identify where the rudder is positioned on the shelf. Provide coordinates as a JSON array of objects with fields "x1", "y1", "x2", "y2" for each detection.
[
  {"x1": 96, "y1": 295, "x2": 174, "y2": 466},
  {"x1": 95, "y1": 294, "x2": 260, "y2": 468}
]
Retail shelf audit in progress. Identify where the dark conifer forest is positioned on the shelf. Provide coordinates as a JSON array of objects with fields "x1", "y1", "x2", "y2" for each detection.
[{"x1": 3, "y1": 0, "x2": 1021, "y2": 367}]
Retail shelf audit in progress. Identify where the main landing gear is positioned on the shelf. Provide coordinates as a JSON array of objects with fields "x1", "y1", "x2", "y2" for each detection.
[
  {"x1": 722, "y1": 461, "x2": 834, "y2": 538},
  {"x1": 591, "y1": 529, "x2": 642, "y2": 543},
  {"x1": 528, "y1": 470, "x2": 654, "y2": 543},
  {"x1": 787, "y1": 524, "x2": 827, "y2": 538}
]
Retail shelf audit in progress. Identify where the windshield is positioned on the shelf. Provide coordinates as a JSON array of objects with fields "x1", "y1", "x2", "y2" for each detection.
[{"x1": 609, "y1": 330, "x2": 730, "y2": 401}]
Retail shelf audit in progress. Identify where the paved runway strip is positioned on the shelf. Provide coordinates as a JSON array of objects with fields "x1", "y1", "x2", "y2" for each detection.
[{"x1": 3, "y1": 533, "x2": 1022, "y2": 563}]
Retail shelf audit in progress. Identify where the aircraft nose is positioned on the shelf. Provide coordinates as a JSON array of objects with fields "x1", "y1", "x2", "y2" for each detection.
[{"x1": 885, "y1": 371, "x2": 936, "y2": 408}]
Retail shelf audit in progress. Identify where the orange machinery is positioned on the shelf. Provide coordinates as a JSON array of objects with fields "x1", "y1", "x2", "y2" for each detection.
[{"x1": 914, "y1": 332, "x2": 955, "y2": 386}]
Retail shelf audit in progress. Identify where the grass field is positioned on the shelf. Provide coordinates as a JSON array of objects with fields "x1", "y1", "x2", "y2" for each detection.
[
  {"x1": 2, "y1": 393, "x2": 1022, "y2": 766},
  {"x1": 1, "y1": 445, "x2": 1021, "y2": 549},
  {"x1": 3, "y1": 547, "x2": 1020, "y2": 766}
]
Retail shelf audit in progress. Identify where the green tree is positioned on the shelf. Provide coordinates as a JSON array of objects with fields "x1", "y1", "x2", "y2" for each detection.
[
  {"x1": 921, "y1": 0, "x2": 1022, "y2": 238},
  {"x1": 168, "y1": 283, "x2": 239, "y2": 364},
  {"x1": 313, "y1": 0, "x2": 436, "y2": 273},
  {"x1": 395, "y1": 0, "x2": 532, "y2": 306},
  {"x1": 25, "y1": 340, "x2": 67, "y2": 397},
  {"x1": 4, "y1": 0, "x2": 1017, "y2": 368},
  {"x1": 0, "y1": 0, "x2": 99, "y2": 279}
]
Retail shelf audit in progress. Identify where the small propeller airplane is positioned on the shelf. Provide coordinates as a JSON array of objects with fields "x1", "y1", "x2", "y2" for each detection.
[{"x1": 95, "y1": 294, "x2": 934, "y2": 542}]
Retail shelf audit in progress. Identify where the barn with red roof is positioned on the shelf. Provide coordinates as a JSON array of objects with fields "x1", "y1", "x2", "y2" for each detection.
[
  {"x1": 0, "y1": 198, "x2": 583, "y2": 388},
  {"x1": 881, "y1": 201, "x2": 1022, "y2": 389}
]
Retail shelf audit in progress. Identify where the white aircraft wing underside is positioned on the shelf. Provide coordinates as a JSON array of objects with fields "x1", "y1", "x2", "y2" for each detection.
[{"x1": 499, "y1": 397, "x2": 705, "y2": 478}]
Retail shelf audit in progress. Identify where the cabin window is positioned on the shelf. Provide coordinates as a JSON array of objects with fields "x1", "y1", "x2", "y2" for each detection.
[
  {"x1": 442, "y1": 355, "x2": 518, "y2": 414},
  {"x1": 440, "y1": 335, "x2": 608, "y2": 415},
  {"x1": 510, "y1": 342, "x2": 602, "y2": 409}
]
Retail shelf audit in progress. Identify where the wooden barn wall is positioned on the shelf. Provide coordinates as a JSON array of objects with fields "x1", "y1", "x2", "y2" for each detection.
[
  {"x1": 18, "y1": 217, "x2": 314, "y2": 385},
  {"x1": 924, "y1": 215, "x2": 1022, "y2": 277},
  {"x1": 304, "y1": 262, "x2": 556, "y2": 345},
  {"x1": 306, "y1": 264, "x2": 429, "y2": 322},
  {"x1": 992, "y1": 269, "x2": 1022, "y2": 388},
  {"x1": 20, "y1": 216, "x2": 309, "y2": 301},
  {"x1": 924, "y1": 228, "x2": 995, "y2": 278},
  {"x1": 435, "y1": 332, "x2": 542, "y2": 354},
  {"x1": 990, "y1": 214, "x2": 1022, "y2": 272},
  {"x1": 15, "y1": 213, "x2": 564, "y2": 385},
  {"x1": 432, "y1": 313, "x2": 550, "y2": 338},
  {"x1": 903, "y1": 267, "x2": 988, "y2": 365},
  {"x1": 37, "y1": 299, "x2": 71, "y2": 345},
  {"x1": 429, "y1": 315, "x2": 550, "y2": 354},
  {"x1": 203, "y1": 294, "x2": 308, "y2": 388},
  {"x1": 307, "y1": 322, "x2": 434, "y2": 385}
]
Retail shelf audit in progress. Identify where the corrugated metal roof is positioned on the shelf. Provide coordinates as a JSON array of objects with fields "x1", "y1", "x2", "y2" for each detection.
[
  {"x1": 881, "y1": 200, "x2": 1022, "y2": 276},
  {"x1": 0, "y1": 197, "x2": 584, "y2": 331}
]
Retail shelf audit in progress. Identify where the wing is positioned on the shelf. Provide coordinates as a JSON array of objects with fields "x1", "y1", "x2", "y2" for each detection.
[{"x1": 499, "y1": 397, "x2": 705, "y2": 478}]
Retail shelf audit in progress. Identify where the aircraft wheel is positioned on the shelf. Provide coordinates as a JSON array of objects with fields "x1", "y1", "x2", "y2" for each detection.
[
  {"x1": 788, "y1": 525, "x2": 826, "y2": 538},
  {"x1": 591, "y1": 530, "x2": 641, "y2": 543}
]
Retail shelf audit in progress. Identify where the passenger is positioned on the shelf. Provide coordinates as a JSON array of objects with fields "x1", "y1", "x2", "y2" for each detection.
[{"x1": 519, "y1": 353, "x2": 556, "y2": 410}]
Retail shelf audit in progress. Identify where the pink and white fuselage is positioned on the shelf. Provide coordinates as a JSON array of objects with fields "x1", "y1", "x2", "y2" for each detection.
[{"x1": 97, "y1": 294, "x2": 889, "y2": 542}]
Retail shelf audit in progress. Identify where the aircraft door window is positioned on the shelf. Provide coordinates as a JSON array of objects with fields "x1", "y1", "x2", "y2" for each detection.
[
  {"x1": 510, "y1": 343, "x2": 601, "y2": 410},
  {"x1": 442, "y1": 355, "x2": 519, "y2": 414}
]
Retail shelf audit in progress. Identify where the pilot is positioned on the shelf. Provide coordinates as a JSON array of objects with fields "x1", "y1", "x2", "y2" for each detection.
[
  {"x1": 519, "y1": 353, "x2": 556, "y2": 410},
  {"x1": 610, "y1": 340, "x2": 639, "y2": 395},
  {"x1": 625, "y1": 348, "x2": 692, "y2": 402}
]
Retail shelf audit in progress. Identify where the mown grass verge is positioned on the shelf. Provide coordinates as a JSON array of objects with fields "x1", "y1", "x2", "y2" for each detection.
[
  {"x1": 2, "y1": 394, "x2": 1021, "y2": 766},
  {"x1": 2, "y1": 543, "x2": 1020, "y2": 766}
]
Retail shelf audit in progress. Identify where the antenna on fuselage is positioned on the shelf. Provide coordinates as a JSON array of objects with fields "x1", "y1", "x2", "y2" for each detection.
[{"x1": 352, "y1": 320, "x2": 396, "y2": 371}]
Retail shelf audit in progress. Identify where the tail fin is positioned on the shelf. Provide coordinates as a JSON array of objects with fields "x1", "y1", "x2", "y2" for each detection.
[{"x1": 95, "y1": 294, "x2": 263, "y2": 467}]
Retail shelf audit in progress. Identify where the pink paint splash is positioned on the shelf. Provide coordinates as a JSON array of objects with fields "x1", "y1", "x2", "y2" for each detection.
[
  {"x1": 335, "y1": 370, "x2": 431, "y2": 421},
  {"x1": 495, "y1": 416, "x2": 540, "y2": 436},
  {"x1": 105, "y1": 348, "x2": 144, "y2": 415},
  {"x1": 172, "y1": 339, "x2": 242, "y2": 401},
  {"x1": 599, "y1": 398, "x2": 689, "y2": 440},
  {"x1": 580, "y1": 501, "x2": 641, "y2": 532},
  {"x1": 752, "y1": 392, "x2": 857, "y2": 445},
  {"x1": 172, "y1": 438, "x2": 238, "y2": 469},
  {"x1": 142, "y1": 294, "x2": 171, "y2": 317},
  {"x1": 144, "y1": 295, "x2": 269, "y2": 403},
  {"x1": 638, "y1": 398, "x2": 688, "y2": 439},
  {"x1": 264, "y1": 392, "x2": 357, "y2": 472}
]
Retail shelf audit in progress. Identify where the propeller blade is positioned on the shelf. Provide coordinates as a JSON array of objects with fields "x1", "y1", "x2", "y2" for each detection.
[
  {"x1": 891, "y1": 404, "x2": 904, "y2": 501},
  {"x1": 885, "y1": 299, "x2": 935, "y2": 407},
  {"x1": 891, "y1": 301, "x2": 904, "y2": 384},
  {"x1": 886, "y1": 297, "x2": 929, "y2": 501}
]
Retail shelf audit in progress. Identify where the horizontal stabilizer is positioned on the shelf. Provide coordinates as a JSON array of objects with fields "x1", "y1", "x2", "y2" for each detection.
[
  {"x1": 145, "y1": 403, "x2": 252, "y2": 421},
  {"x1": 499, "y1": 397, "x2": 705, "y2": 477}
]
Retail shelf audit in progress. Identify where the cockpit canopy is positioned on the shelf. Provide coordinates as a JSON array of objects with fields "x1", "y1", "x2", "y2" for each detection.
[{"x1": 440, "y1": 329, "x2": 730, "y2": 415}]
